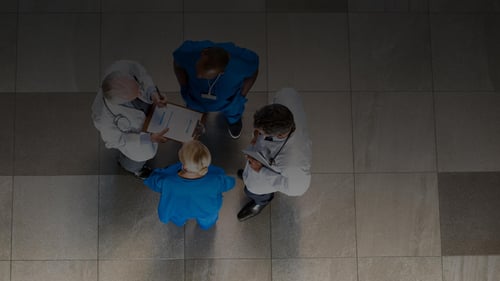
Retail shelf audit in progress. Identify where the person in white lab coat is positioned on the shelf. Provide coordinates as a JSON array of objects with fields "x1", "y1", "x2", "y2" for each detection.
[
  {"x1": 91, "y1": 60, "x2": 168, "y2": 179},
  {"x1": 237, "y1": 88, "x2": 312, "y2": 221}
]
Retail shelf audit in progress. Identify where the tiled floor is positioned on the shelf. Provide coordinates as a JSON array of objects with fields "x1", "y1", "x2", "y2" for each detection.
[{"x1": 1, "y1": 0, "x2": 500, "y2": 281}]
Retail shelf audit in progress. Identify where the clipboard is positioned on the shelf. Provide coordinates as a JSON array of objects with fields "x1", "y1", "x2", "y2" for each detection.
[
  {"x1": 242, "y1": 146, "x2": 281, "y2": 174},
  {"x1": 143, "y1": 103, "x2": 206, "y2": 143}
]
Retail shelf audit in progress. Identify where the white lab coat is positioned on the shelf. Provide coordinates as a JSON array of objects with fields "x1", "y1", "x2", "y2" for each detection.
[
  {"x1": 91, "y1": 60, "x2": 158, "y2": 162},
  {"x1": 243, "y1": 88, "x2": 312, "y2": 196}
]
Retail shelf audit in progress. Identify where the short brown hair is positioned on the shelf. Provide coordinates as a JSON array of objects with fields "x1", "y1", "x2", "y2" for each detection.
[{"x1": 253, "y1": 104, "x2": 295, "y2": 136}]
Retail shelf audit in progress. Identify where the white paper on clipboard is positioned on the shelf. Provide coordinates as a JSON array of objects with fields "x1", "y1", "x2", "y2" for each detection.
[
  {"x1": 146, "y1": 103, "x2": 203, "y2": 143},
  {"x1": 241, "y1": 146, "x2": 281, "y2": 174}
]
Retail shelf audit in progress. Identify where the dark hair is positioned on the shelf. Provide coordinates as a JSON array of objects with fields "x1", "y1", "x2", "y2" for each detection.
[
  {"x1": 253, "y1": 104, "x2": 295, "y2": 136},
  {"x1": 200, "y1": 47, "x2": 230, "y2": 72}
]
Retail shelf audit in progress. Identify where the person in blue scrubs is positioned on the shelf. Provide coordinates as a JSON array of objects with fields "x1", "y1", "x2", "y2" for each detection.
[
  {"x1": 173, "y1": 40, "x2": 259, "y2": 139},
  {"x1": 144, "y1": 140, "x2": 235, "y2": 229}
]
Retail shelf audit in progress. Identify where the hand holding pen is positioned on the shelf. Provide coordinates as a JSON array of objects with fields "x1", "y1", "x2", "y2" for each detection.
[{"x1": 152, "y1": 85, "x2": 167, "y2": 108}]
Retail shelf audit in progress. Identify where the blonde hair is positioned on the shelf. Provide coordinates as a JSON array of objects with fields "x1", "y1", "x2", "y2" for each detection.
[{"x1": 178, "y1": 140, "x2": 211, "y2": 176}]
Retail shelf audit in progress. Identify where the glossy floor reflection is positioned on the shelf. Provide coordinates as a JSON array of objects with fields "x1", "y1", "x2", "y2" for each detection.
[{"x1": 2, "y1": 0, "x2": 500, "y2": 280}]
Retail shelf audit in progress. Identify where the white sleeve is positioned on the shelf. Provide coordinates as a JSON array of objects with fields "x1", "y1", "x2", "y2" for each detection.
[{"x1": 244, "y1": 164, "x2": 311, "y2": 196}]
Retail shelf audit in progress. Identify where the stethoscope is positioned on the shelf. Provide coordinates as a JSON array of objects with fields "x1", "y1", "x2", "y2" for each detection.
[
  {"x1": 102, "y1": 97, "x2": 133, "y2": 133},
  {"x1": 266, "y1": 126, "x2": 295, "y2": 166}
]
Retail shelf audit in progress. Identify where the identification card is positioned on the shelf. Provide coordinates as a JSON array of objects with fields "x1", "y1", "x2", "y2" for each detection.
[{"x1": 201, "y1": 93, "x2": 217, "y2": 100}]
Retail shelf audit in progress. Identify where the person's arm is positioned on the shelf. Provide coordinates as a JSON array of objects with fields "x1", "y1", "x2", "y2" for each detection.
[
  {"x1": 240, "y1": 69, "x2": 258, "y2": 97},
  {"x1": 244, "y1": 163, "x2": 310, "y2": 196}
]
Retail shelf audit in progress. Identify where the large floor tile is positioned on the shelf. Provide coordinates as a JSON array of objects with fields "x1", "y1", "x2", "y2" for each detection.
[
  {"x1": 353, "y1": 92, "x2": 436, "y2": 172},
  {"x1": 99, "y1": 260, "x2": 184, "y2": 281},
  {"x1": 101, "y1": 13, "x2": 183, "y2": 93},
  {"x1": 272, "y1": 174, "x2": 356, "y2": 258},
  {"x1": 272, "y1": 258, "x2": 357, "y2": 281},
  {"x1": 0, "y1": 94, "x2": 14, "y2": 175},
  {"x1": 185, "y1": 0, "x2": 265, "y2": 11},
  {"x1": 185, "y1": 180, "x2": 271, "y2": 258},
  {"x1": 267, "y1": 0, "x2": 347, "y2": 12},
  {"x1": 185, "y1": 259, "x2": 271, "y2": 281},
  {"x1": 431, "y1": 0, "x2": 500, "y2": 12},
  {"x1": 349, "y1": 0, "x2": 428, "y2": 11},
  {"x1": 12, "y1": 176, "x2": 98, "y2": 260},
  {"x1": 11, "y1": 261, "x2": 97, "y2": 281},
  {"x1": 435, "y1": 93, "x2": 500, "y2": 172},
  {"x1": 358, "y1": 257, "x2": 442, "y2": 281},
  {"x1": 101, "y1": 0, "x2": 181, "y2": 12},
  {"x1": 17, "y1": 14, "x2": 99, "y2": 92},
  {"x1": 19, "y1": 0, "x2": 98, "y2": 12},
  {"x1": 14, "y1": 93, "x2": 99, "y2": 175},
  {"x1": 439, "y1": 172, "x2": 500, "y2": 255},
  {"x1": 0, "y1": 262, "x2": 8, "y2": 281},
  {"x1": 267, "y1": 13, "x2": 349, "y2": 91},
  {"x1": 443, "y1": 256, "x2": 500, "y2": 281},
  {"x1": 0, "y1": 1, "x2": 17, "y2": 12},
  {"x1": 99, "y1": 175, "x2": 184, "y2": 259},
  {"x1": 431, "y1": 15, "x2": 500, "y2": 91},
  {"x1": 350, "y1": 14, "x2": 432, "y2": 91},
  {"x1": 0, "y1": 177, "x2": 12, "y2": 260},
  {"x1": 302, "y1": 92, "x2": 353, "y2": 173},
  {"x1": 184, "y1": 13, "x2": 267, "y2": 92},
  {"x1": 196, "y1": 92, "x2": 268, "y2": 173},
  {"x1": 0, "y1": 15, "x2": 16, "y2": 92},
  {"x1": 356, "y1": 173, "x2": 441, "y2": 257}
]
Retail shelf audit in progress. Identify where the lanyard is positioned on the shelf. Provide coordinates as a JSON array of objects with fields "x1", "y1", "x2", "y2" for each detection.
[{"x1": 206, "y1": 73, "x2": 222, "y2": 95}]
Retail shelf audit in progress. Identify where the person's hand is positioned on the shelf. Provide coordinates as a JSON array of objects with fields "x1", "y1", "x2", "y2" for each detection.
[
  {"x1": 245, "y1": 155, "x2": 263, "y2": 172},
  {"x1": 150, "y1": 128, "x2": 169, "y2": 143},
  {"x1": 152, "y1": 91, "x2": 167, "y2": 108}
]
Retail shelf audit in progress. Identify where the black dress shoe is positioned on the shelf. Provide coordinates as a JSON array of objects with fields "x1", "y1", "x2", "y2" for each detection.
[{"x1": 237, "y1": 201, "x2": 267, "y2": 221}]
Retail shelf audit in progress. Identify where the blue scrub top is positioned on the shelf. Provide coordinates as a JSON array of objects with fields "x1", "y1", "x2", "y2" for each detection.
[
  {"x1": 144, "y1": 162, "x2": 235, "y2": 226},
  {"x1": 173, "y1": 40, "x2": 259, "y2": 112}
]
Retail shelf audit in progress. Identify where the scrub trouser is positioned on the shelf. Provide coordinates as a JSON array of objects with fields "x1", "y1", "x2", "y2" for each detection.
[
  {"x1": 118, "y1": 152, "x2": 146, "y2": 174},
  {"x1": 244, "y1": 186, "x2": 274, "y2": 206},
  {"x1": 184, "y1": 91, "x2": 248, "y2": 124}
]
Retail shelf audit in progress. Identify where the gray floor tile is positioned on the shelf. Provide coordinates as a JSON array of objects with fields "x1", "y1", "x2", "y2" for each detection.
[
  {"x1": 350, "y1": 13, "x2": 432, "y2": 91},
  {"x1": 349, "y1": 0, "x2": 428, "y2": 12},
  {"x1": 19, "y1": 0, "x2": 99, "y2": 12},
  {"x1": 0, "y1": 177, "x2": 12, "y2": 260},
  {"x1": 101, "y1": 13, "x2": 183, "y2": 93},
  {"x1": 443, "y1": 256, "x2": 500, "y2": 281},
  {"x1": 439, "y1": 172, "x2": 500, "y2": 255},
  {"x1": 267, "y1": 13, "x2": 350, "y2": 91},
  {"x1": 353, "y1": 92, "x2": 436, "y2": 172},
  {"x1": 302, "y1": 92, "x2": 353, "y2": 173},
  {"x1": 17, "y1": 14, "x2": 100, "y2": 92},
  {"x1": 431, "y1": 15, "x2": 500, "y2": 91},
  {"x1": 0, "y1": 1, "x2": 17, "y2": 12},
  {"x1": 99, "y1": 175, "x2": 184, "y2": 259},
  {"x1": 435, "y1": 93, "x2": 500, "y2": 172},
  {"x1": 0, "y1": 94, "x2": 14, "y2": 175},
  {"x1": 185, "y1": 180, "x2": 271, "y2": 258},
  {"x1": 185, "y1": 0, "x2": 265, "y2": 11},
  {"x1": 267, "y1": 0, "x2": 347, "y2": 12},
  {"x1": 14, "y1": 93, "x2": 99, "y2": 175},
  {"x1": 185, "y1": 259, "x2": 271, "y2": 281},
  {"x1": 99, "y1": 260, "x2": 184, "y2": 281},
  {"x1": 358, "y1": 257, "x2": 442, "y2": 281},
  {"x1": 356, "y1": 173, "x2": 441, "y2": 257},
  {"x1": 272, "y1": 258, "x2": 357, "y2": 281},
  {"x1": 12, "y1": 176, "x2": 98, "y2": 260},
  {"x1": 272, "y1": 174, "x2": 356, "y2": 258},
  {"x1": 0, "y1": 262, "x2": 8, "y2": 281},
  {"x1": 184, "y1": 13, "x2": 267, "y2": 92},
  {"x1": 101, "y1": 0, "x2": 182, "y2": 12},
  {"x1": 430, "y1": 0, "x2": 500, "y2": 12},
  {"x1": 0, "y1": 15, "x2": 16, "y2": 92},
  {"x1": 11, "y1": 261, "x2": 97, "y2": 281}
]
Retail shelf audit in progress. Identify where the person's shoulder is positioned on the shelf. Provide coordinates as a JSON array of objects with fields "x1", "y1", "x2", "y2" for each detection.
[
  {"x1": 176, "y1": 40, "x2": 215, "y2": 52},
  {"x1": 220, "y1": 42, "x2": 258, "y2": 62}
]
